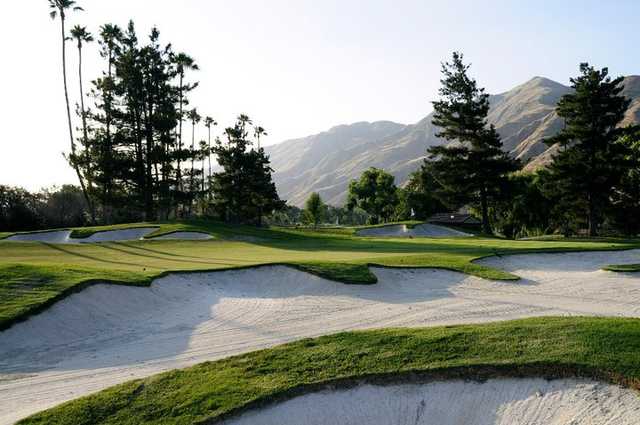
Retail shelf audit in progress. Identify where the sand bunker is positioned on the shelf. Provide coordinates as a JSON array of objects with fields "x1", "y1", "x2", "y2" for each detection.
[
  {"x1": 1, "y1": 249, "x2": 639, "y2": 423},
  {"x1": 4, "y1": 230, "x2": 73, "y2": 244},
  {"x1": 150, "y1": 231, "x2": 213, "y2": 240},
  {"x1": 3, "y1": 228, "x2": 213, "y2": 243},
  {"x1": 221, "y1": 379, "x2": 640, "y2": 425},
  {"x1": 357, "y1": 223, "x2": 471, "y2": 237}
]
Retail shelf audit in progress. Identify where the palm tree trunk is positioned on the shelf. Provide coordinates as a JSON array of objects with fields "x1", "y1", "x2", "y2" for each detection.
[
  {"x1": 207, "y1": 125, "x2": 212, "y2": 194},
  {"x1": 77, "y1": 42, "x2": 97, "y2": 224},
  {"x1": 60, "y1": 12, "x2": 92, "y2": 225},
  {"x1": 188, "y1": 119, "x2": 195, "y2": 215},
  {"x1": 177, "y1": 75, "x2": 184, "y2": 188},
  {"x1": 174, "y1": 74, "x2": 184, "y2": 218},
  {"x1": 104, "y1": 49, "x2": 114, "y2": 223}
]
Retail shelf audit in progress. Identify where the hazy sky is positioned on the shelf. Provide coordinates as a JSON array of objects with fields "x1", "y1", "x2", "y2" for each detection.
[{"x1": 2, "y1": 0, "x2": 639, "y2": 190}]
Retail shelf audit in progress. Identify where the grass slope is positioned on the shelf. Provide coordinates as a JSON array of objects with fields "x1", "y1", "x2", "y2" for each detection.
[
  {"x1": 604, "y1": 264, "x2": 640, "y2": 272},
  {"x1": 1, "y1": 220, "x2": 638, "y2": 330},
  {"x1": 18, "y1": 317, "x2": 640, "y2": 425}
]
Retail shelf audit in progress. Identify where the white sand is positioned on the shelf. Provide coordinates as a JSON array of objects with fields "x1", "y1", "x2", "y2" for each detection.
[
  {"x1": 221, "y1": 379, "x2": 640, "y2": 425},
  {"x1": 357, "y1": 223, "x2": 471, "y2": 237},
  {"x1": 5, "y1": 230, "x2": 73, "y2": 244},
  {"x1": 4, "y1": 228, "x2": 214, "y2": 243},
  {"x1": 1, "y1": 249, "x2": 639, "y2": 423},
  {"x1": 150, "y1": 231, "x2": 213, "y2": 240}
]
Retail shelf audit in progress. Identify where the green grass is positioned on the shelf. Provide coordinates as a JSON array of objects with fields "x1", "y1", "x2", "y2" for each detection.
[
  {"x1": 603, "y1": 264, "x2": 640, "y2": 272},
  {"x1": 18, "y1": 317, "x2": 640, "y2": 425},
  {"x1": 1, "y1": 219, "x2": 638, "y2": 330}
]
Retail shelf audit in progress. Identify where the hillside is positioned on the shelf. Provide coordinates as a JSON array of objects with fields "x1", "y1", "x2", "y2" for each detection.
[{"x1": 266, "y1": 76, "x2": 640, "y2": 206}]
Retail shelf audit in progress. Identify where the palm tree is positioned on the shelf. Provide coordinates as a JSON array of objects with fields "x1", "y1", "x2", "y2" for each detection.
[
  {"x1": 48, "y1": 1, "x2": 92, "y2": 218},
  {"x1": 204, "y1": 116, "x2": 217, "y2": 187},
  {"x1": 69, "y1": 26, "x2": 93, "y2": 145},
  {"x1": 199, "y1": 139, "x2": 208, "y2": 193},
  {"x1": 69, "y1": 25, "x2": 96, "y2": 222},
  {"x1": 173, "y1": 53, "x2": 199, "y2": 194},
  {"x1": 187, "y1": 108, "x2": 201, "y2": 214},
  {"x1": 254, "y1": 125, "x2": 267, "y2": 150}
]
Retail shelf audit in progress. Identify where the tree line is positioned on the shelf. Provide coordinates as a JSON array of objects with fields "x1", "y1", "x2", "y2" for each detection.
[
  {"x1": 47, "y1": 0, "x2": 283, "y2": 225},
  {"x1": 0, "y1": 185, "x2": 88, "y2": 231},
  {"x1": 305, "y1": 53, "x2": 640, "y2": 238},
  {"x1": 34, "y1": 3, "x2": 640, "y2": 237}
]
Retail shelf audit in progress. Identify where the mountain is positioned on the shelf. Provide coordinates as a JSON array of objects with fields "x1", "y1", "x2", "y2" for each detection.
[{"x1": 266, "y1": 76, "x2": 640, "y2": 206}]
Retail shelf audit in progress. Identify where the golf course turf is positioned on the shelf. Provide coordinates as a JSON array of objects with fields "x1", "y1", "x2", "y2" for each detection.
[
  {"x1": 1, "y1": 220, "x2": 639, "y2": 331},
  {"x1": 15, "y1": 317, "x2": 640, "y2": 425},
  {"x1": 604, "y1": 263, "x2": 640, "y2": 272}
]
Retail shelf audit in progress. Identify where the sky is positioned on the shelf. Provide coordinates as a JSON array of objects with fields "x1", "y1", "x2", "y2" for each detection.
[{"x1": 1, "y1": 0, "x2": 639, "y2": 190}]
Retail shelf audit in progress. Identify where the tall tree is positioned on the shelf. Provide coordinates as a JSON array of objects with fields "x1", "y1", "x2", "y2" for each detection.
[
  {"x1": 211, "y1": 115, "x2": 284, "y2": 224},
  {"x1": 254, "y1": 125, "x2": 267, "y2": 150},
  {"x1": 96, "y1": 23, "x2": 123, "y2": 221},
  {"x1": 48, "y1": 1, "x2": 93, "y2": 221},
  {"x1": 204, "y1": 116, "x2": 216, "y2": 191},
  {"x1": 303, "y1": 192, "x2": 326, "y2": 228},
  {"x1": 427, "y1": 52, "x2": 518, "y2": 234},
  {"x1": 187, "y1": 108, "x2": 201, "y2": 214},
  {"x1": 346, "y1": 167, "x2": 398, "y2": 224},
  {"x1": 610, "y1": 128, "x2": 640, "y2": 235},
  {"x1": 172, "y1": 53, "x2": 199, "y2": 198},
  {"x1": 403, "y1": 165, "x2": 446, "y2": 220},
  {"x1": 69, "y1": 25, "x2": 96, "y2": 223},
  {"x1": 545, "y1": 63, "x2": 630, "y2": 236}
]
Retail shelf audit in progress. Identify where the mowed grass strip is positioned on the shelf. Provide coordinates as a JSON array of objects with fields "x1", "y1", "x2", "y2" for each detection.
[
  {"x1": 604, "y1": 264, "x2": 640, "y2": 272},
  {"x1": 18, "y1": 317, "x2": 640, "y2": 425},
  {"x1": 1, "y1": 220, "x2": 639, "y2": 329}
]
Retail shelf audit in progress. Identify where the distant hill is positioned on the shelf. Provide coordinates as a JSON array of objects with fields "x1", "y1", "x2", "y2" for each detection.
[{"x1": 266, "y1": 76, "x2": 640, "y2": 206}]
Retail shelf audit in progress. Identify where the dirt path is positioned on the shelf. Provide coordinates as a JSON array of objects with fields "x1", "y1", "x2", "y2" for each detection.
[{"x1": 1, "y1": 249, "x2": 639, "y2": 423}]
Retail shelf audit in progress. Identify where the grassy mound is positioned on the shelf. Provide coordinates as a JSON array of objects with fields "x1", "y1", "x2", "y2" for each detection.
[
  {"x1": 604, "y1": 264, "x2": 640, "y2": 273},
  {"x1": 18, "y1": 317, "x2": 640, "y2": 425}
]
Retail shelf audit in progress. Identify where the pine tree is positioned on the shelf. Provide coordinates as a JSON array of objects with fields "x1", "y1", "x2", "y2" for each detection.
[
  {"x1": 210, "y1": 116, "x2": 284, "y2": 224},
  {"x1": 403, "y1": 165, "x2": 445, "y2": 220},
  {"x1": 427, "y1": 52, "x2": 518, "y2": 234},
  {"x1": 545, "y1": 63, "x2": 630, "y2": 236}
]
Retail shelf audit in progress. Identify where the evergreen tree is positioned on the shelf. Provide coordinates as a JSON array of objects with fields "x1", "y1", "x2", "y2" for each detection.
[
  {"x1": 210, "y1": 115, "x2": 284, "y2": 224},
  {"x1": 545, "y1": 64, "x2": 630, "y2": 236},
  {"x1": 83, "y1": 22, "x2": 182, "y2": 222},
  {"x1": 427, "y1": 52, "x2": 518, "y2": 234},
  {"x1": 346, "y1": 167, "x2": 398, "y2": 224},
  {"x1": 610, "y1": 127, "x2": 640, "y2": 235},
  {"x1": 403, "y1": 165, "x2": 446, "y2": 220},
  {"x1": 303, "y1": 192, "x2": 326, "y2": 227}
]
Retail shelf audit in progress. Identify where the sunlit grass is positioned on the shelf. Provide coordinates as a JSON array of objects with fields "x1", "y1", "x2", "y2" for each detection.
[
  {"x1": 19, "y1": 317, "x2": 640, "y2": 425},
  {"x1": 1, "y1": 219, "x2": 638, "y2": 330}
]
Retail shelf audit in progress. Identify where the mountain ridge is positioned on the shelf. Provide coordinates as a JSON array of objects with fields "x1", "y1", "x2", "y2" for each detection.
[{"x1": 266, "y1": 75, "x2": 640, "y2": 206}]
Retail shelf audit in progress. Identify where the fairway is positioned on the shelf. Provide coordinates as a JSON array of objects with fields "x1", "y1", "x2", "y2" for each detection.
[
  {"x1": 1, "y1": 220, "x2": 639, "y2": 330},
  {"x1": 1, "y1": 221, "x2": 640, "y2": 424}
]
